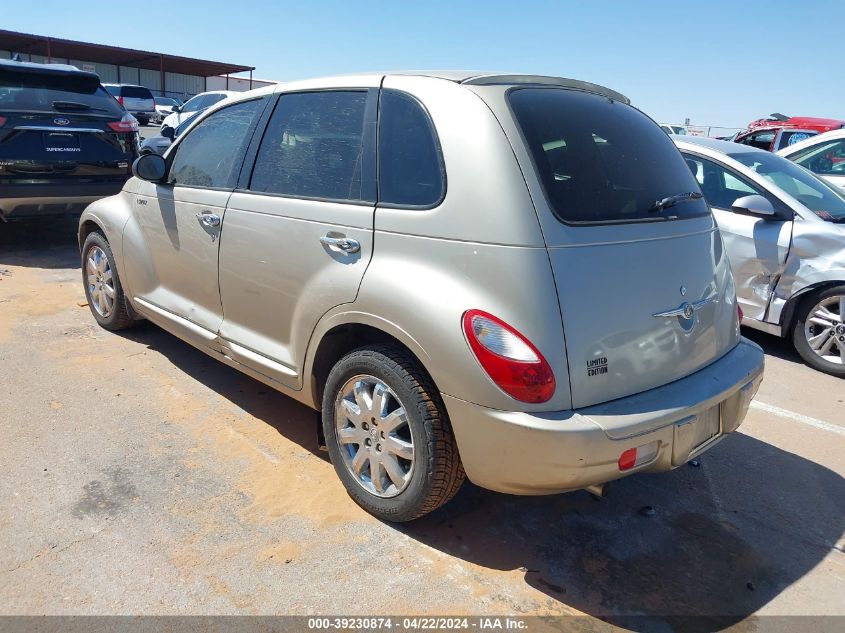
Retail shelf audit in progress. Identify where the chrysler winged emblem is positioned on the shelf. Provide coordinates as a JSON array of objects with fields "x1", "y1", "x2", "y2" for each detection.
[{"x1": 653, "y1": 297, "x2": 713, "y2": 333}]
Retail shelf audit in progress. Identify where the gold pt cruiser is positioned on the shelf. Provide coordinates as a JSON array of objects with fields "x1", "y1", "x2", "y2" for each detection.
[{"x1": 78, "y1": 72, "x2": 765, "y2": 521}]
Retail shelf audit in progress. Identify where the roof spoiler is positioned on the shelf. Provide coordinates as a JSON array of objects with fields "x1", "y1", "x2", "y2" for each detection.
[{"x1": 461, "y1": 74, "x2": 630, "y2": 105}]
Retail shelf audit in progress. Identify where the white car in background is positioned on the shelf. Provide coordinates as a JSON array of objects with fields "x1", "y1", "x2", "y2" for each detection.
[
  {"x1": 778, "y1": 129, "x2": 845, "y2": 192},
  {"x1": 160, "y1": 90, "x2": 235, "y2": 130},
  {"x1": 151, "y1": 97, "x2": 183, "y2": 124},
  {"x1": 660, "y1": 124, "x2": 687, "y2": 135},
  {"x1": 675, "y1": 136, "x2": 845, "y2": 377}
]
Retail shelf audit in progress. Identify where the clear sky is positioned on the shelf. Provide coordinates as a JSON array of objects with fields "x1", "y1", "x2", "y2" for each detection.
[{"x1": 6, "y1": 0, "x2": 843, "y2": 129}]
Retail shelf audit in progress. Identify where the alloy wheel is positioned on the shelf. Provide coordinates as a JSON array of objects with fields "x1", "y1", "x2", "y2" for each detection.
[
  {"x1": 804, "y1": 295, "x2": 845, "y2": 365},
  {"x1": 334, "y1": 375, "x2": 415, "y2": 498},
  {"x1": 86, "y1": 245, "x2": 115, "y2": 318}
]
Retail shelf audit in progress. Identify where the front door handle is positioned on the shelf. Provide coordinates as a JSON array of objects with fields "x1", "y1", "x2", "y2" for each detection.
[
  {"x1": 196, "y1": 211, "x2": 221, "y2": 227},
  {"x1": 320, "y1": 235, "x2": 360, "y2": 254}
]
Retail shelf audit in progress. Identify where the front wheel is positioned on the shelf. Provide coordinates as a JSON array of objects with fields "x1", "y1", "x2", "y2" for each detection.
[
  {"x1": 322, "y1": 345, "x2": 465, "y2": 522},
  {"x1": 792, "y1": 286, "x2": 845, "y2": 378},
  {"x1": 81, "y1": 232, "x2": 136, "y2": 331}
]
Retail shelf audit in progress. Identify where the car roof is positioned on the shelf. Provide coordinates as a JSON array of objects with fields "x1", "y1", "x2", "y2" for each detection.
[
  {"x1": 273, "y1": 71, "x2": 630, "y2": 104},
  {"x1": 673, "y1": 135, "x2": 770, "y2": 156},
  {"x1": 0, "y1": 58, "x2": 99, "y2": 79}
]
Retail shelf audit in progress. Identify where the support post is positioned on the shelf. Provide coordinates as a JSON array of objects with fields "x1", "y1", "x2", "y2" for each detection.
[{"x1": 160, "y1": 55, "x2": 165, "y2": 97}]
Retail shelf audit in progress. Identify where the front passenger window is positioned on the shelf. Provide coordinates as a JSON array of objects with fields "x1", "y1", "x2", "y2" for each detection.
[
  {"x1": 684, "y1": 155, "x2": 766, "y2": 211},
  {"x1": 168, "y1": 98, "x2": 264, "y2": 189}
]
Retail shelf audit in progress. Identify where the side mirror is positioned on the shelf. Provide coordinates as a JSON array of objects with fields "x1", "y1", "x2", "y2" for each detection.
[
  {"x1": 160, "y1": 125, "x2": 175, "y2": 140},
  {"x1": 731, "y1": 194, "x2": 776, "y2": 218},
  {"x1": 170, "y1": 104, "x2": 180, "y2": 113},
  {"x1": 132, "y1": 153, "x2": 166, "y2": 182}
]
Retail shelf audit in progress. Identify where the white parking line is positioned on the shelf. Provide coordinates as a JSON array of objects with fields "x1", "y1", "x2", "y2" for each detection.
[{"x1": 750, "y1": 401, "x2": 845, "y2": 437}]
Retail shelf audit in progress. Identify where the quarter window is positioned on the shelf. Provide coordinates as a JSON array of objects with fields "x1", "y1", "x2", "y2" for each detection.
[
  {"x1": 250, "y1": 91, "x2": 370, "y2": 201},
  {"x1": 168, "y1": 98, "x2": 264, "y2": 189},
  {"x1": 378, "y1": 91, "x2": 444, "y2": 206}
]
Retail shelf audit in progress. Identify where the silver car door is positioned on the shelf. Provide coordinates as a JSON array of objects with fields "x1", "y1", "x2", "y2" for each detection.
[
  {"x1": 685, "y1": 153, "x2": 792, "y2": 321},
  {"x1": 217, "y1": 86, "x2": 379, "y2": 388},
  {"x1": 124, "y1": 97, "x2": 267, "y2": 344}
]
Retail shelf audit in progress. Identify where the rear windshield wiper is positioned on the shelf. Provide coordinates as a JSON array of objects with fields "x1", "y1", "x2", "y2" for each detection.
[
  {"x1": 648, "y1": 191, "x2": 703, "y2": 213},
  {"x1": 52, "y1": 101, "x2": 109, "y2": 112}
]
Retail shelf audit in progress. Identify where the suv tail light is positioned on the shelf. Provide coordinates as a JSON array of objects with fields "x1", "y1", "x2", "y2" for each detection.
[
  {"x1": 0, "y1": 116, "x2": 6, "y2": 127},
  {"x1": 737, "y1": 305, "x2": 743, "y2": 322},
  {"x1": 108, "y1": 113, "x2": 139, "y2": 133},
  {"x1": 115, "y1": 95, "x2": 124, "y2": 106},
  {"x1": 462, "y1": 310, "x2": 555, "y2": 403}
]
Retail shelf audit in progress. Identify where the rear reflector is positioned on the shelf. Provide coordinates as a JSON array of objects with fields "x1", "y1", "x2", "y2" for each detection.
[
  {"x1": 462, "y1": 309, "x2": 555, "y2": 403},
  {"x1": 618, "y1": 441, "x2": 659, "y2": 471}
]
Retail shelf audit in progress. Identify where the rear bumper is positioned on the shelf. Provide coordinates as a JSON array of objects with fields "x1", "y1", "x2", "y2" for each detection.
[
  {"x1": 0, "y1": 181, "x2": 126, "y2": 218},
  {"x1": 444, "y1": 338, "x2": 765, "y2": 495}
]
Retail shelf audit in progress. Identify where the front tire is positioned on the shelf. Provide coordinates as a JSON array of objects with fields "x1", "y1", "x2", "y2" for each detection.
[
  {"x1": 81, "y1": 232, "x2": 136, "y2": 331},
  {"x1": 322, "y1": 345, "x2": 465, "y2": 522},
  {"x1": 791, "y1": 285, "x2": 845, "y2": 378}
]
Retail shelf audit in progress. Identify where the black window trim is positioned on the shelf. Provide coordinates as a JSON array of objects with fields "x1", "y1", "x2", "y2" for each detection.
[
  {"x1": 162, "y1": 94, "x2": 271, "y2": 193},
  {"x1": 681, "y1": 149, "x2": 795, "y2": 220},
  {"x1": 237, "y1": 88, "x2": 379, "y2": 206},
  {"x1": 375, "y1": 88, "x2": 447, "y2": 211},
  {"x1": 504, "y1": 85, "x2": 711, "y2": 227}
]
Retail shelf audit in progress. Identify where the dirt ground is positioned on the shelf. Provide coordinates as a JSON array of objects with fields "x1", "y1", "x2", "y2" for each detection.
[{"x1": 0, "y1": 217, "x2": 843, "y2": 630}]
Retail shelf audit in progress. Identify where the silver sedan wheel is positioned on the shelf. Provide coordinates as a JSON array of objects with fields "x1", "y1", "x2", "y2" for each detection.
[
  {"x1": 804, "y1": 295, "x2": 845, "y2": 365},
  {"x1": 334, "y1": 375, "x2": 415, "y2": 498},
  {"x1": 86, "y1": 245, "x2": 115, "y2": 318}
]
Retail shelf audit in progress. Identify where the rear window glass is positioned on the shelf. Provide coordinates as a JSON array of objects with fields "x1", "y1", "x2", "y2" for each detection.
[
  {"x1": 119, "y1": 85, "x2": 153, "y2": 99},
  {"x1": 0, "y1": 69, "x2": 124, "y2": 116},
  {"x1": 378, "y1": 90, "x2": 444, "y2": 207},
  {"x1": 509, "y1": 88, "x2": 708, "y2": 224}
]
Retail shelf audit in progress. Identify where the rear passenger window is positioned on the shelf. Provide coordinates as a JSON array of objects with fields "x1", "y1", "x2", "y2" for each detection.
[
  {"x1": 250, "y1": 91, "x2": 369, "y2": 201},
  {"x1": 378, "y1": 91, "x2": 444, "y2": 207},
  {"x1": 168, "y1": 98, "x2": 264, "y2": 189}
]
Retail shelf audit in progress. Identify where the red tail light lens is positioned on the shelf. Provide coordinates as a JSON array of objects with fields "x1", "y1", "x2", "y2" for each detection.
[
  {"x1": 108, "y1": 113, "x2": 139, "y2": 133},
  {"x1": 737, "y1": 305, "x2": 743, "y2": 322},
  {"x1": 462, "y1": 310, "x2": 555, "y2": 403},
  {"x1": 115, "y1": 95, "x2": 124, "y2": 106},
  {"x1": 0, "y1": 116, "x2": 6, "y2": 127}
]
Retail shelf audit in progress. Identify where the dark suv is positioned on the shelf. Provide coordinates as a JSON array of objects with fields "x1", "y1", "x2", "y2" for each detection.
[{"x1": 0, "y1": 59, "x2": 139, "y2": 220}]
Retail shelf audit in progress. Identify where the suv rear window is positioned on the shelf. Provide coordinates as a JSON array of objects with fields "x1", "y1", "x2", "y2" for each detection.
[
  {"x1": 0, "y1": 69, "x2": 124, "y2": 116},
  {"x1": 118, "y1": 85, "x2": 154, "y2": 99},
  {"x1": 509, "y1": 88, "x2": 709, "y2": 224}
]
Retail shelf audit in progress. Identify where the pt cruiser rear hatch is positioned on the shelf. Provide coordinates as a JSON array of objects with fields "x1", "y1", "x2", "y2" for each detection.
[{"x1": 471, "y1": 83, "x2": 740, "y2": 409}]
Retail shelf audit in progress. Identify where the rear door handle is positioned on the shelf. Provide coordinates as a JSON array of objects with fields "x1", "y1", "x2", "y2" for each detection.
[
  {"x1": 196, "y1": 211, "x2": 221, "y2": 227},
  {"x1": 320, "y1": 235, "x2": 360, "y2": 254}
]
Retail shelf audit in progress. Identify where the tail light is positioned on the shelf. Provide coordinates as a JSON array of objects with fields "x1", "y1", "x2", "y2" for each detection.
[
  {"x1": 737, "y1": 305, "x2": 743, "y2": 322},
  {"x1": 108, "y1": 113, "x2": 139, "y2": 133},
  {"x1": 0, "y1": 116, "x2": 6, "y2": 127},
  {"x1": 115, "y1": 95, "x2": 124, "y2": 106},
  {"x1": 462, "y1": 309, "x2": 555, "y2": 403}
]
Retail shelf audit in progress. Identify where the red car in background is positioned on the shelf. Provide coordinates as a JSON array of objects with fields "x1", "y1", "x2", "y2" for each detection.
[{"x1": 734, "y1": 113, "x2": 845, "y2": 152}]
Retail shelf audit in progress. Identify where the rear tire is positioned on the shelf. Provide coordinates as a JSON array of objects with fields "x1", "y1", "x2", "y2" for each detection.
[
  {"x1": 791, "y1": 285, "x2": 845, "y2": 378},
  {"x1": 322, "y1": 345, "x2": 465, "y2": 522},
  {"x1": 81, "y1": 232, "x2": 136, "y2": 331}
]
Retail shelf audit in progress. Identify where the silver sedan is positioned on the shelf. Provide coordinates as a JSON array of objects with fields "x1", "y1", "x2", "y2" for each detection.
[{"x1": 676, "y1": 136, "x2": 845, "y2": 376}]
